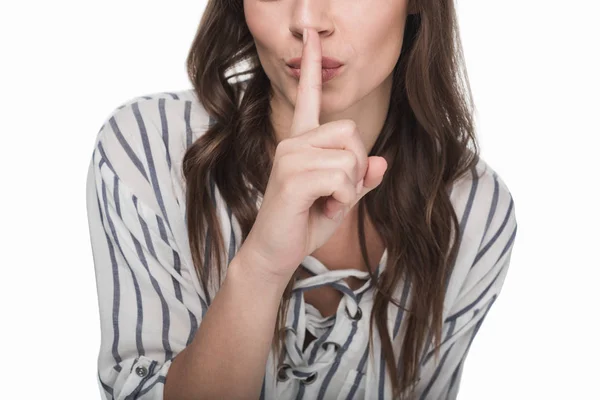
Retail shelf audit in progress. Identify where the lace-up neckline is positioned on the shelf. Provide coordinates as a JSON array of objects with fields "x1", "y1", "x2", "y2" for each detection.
[{"x1": 276, "y1": 249, "x2": 388, "y2": 385}]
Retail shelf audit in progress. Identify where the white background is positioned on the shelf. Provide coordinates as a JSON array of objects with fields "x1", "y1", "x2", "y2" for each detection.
[{"x1": 1, "y1": 1, "x2": 598, "y2": 398}]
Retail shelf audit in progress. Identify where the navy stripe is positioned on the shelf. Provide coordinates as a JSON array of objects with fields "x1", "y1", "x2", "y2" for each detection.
[
  {"x1": 132, "y1": 195, "x2": 174, "y2": 361},
  {"x1": 441, "y1": 165, "x2": 480, "y2": 296},
  {"x1": 186, "y1": 308, "x2": 199, "y2": 347},
  {"x1": 478, "y1": 174, "x2": 500, "y2": 251},
  {"x1": 108, "y1": 116, "x2": 149, "y2": 182},
  {"x1": 185, "y1": 100, "x2": 192, "y2": 148},
  {"x1": 101, "y1": 173, "x2": 145, "y2": 357},
  {"x1": 445, "y1": 226, "x2": 516, "y2": 322},
  {"x1": 94, "y1": 161, "x2": 123, "y2": 369},
  {"x1": 200, "y1": 174, "x2": 219, "y2": 306},
  {"x1": 317, "y1": 320, "x2": 360, "y2": 400},
  {"x1": 344, "y1": 347, "x2": 369, "y2": 400},
  {"x1": 419, "y1": 330, "x2": 434, "y2": 366},
  {"x1": 132, "y1": 102, "x2": 173, "y2": 234},
  {"x1": 202, "y1": 221, "x2": 213, "y2": 307},
  {"x1": 138, "y1": 375, "x2": 167, "y2": 397},
  {"x1": 98, "y1": 370, "x2": 115, "y2": 397},
  {"x1": 419, "y1": 344, "x2": 455, "y2": 399},
  {"x1": 393, "y1": 278, "x2": 411, "y2": 338},
  {"x1": 309, "y1": 325, "x2": 334, "y2": 364},
  {"x1": 227, "y1": 204, "x2": 237, "y2": 265},
  {"x1": 421, "y1": 312, "x2": 457, "y2": 366},
  {"x1": 153, "y1": 208, "x2": 200, "y2": 346},
  {"x1": 458, "y1": 165, "x2": 479, "y2": 246},
  {"x1": 472, "y1": 198, "x2": 515, "y2": 267},
  {"x1": 317, "y1": 291, "x2": 366, "y2": 400},
  {"x1": 378, "y1": 347, "x2": 386, "y2": 400},
  {"x1": 296, "y1": 321, "x2": 335, "y2": 400},
  {"x1": 97, "y1": 143, "x2": 115, "y2": 174},
  {"x1": 447, "y1": 296, "x2": 497, "y2": 394},
  {"x1": 292, "y1": 292, "x2": 302, "y2": 332},
  {"x1": 158, "y1": 98, "x2": 173, "y2": 171}
]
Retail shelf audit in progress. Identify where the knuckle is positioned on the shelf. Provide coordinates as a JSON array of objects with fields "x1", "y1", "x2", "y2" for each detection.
[
  {"x1": 275, "y1": 153, "x2": 294, "y2": 177},
  {"x1": 333, "y1": 169, "x2": 347, "y2": 185},
  {"x1": 343, "y1": 151, "x2": 359, "y2": 177},
  {"x1": 341, "y1": 120, "x2": 358, "y2": 137},
  {"x1": 275, "y1": 138, "x2": 293, "y2": 155},
  {"x1": 343, "y1": 150, "x2": 358, "y2": 167},
  {"x1": 279, "y1": 171, "x2": 298, "y2": 197}
]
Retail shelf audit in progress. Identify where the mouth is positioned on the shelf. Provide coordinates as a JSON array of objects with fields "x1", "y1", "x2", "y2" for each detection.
[
  {"x1": 286, "y1": 65, "x2": 344, "y2": 83},
  {"x1": 286, "y1": 57, "x2": 344, "y2": 69}
]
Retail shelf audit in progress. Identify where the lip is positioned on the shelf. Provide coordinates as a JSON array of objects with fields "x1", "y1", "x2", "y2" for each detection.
[
  {"x1": 286, "y1": 57, "x2": 344, "y2": 69},
  {"x1": 286, "y1": 65, "x2": 344, "y2": 83}
]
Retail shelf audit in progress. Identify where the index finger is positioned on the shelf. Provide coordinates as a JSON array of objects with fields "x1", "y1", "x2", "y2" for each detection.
[{"x1": 290, "y1": 27, "x2": 322, "y2": 137}]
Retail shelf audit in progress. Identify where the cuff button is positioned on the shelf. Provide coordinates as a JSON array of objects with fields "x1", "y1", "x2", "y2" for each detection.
[{"x1": 135, "y1": 366, "x2": 148, "y2": 377}]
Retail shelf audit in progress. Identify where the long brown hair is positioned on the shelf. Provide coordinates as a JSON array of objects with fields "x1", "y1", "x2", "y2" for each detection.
[{"x1": 182, "y1": 0, "x2": 480, "y2": 398}]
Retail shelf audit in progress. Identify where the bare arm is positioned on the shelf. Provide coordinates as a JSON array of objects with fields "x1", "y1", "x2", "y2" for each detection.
[{"x1": 164, "y1": 248, "x2": 290, "y2": 400}]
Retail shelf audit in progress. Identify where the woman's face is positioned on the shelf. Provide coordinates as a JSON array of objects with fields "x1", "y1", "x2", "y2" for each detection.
[{"x1": 244, "y1": 0, "x2": 410, "y2": 117}]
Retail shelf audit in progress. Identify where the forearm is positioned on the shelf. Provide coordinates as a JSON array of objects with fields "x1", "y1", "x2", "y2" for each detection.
[{"x1": 164, "y1": 250, "x2": 290, "y2": 400}]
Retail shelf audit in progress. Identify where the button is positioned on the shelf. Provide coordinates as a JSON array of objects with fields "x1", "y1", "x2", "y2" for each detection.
[{"x1": 135, "y1": 366, "x2": 148, "y2": 377}]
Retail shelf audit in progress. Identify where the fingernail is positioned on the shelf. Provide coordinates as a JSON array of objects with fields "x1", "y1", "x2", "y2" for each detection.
[{"x1": 303, "y1": 28, "x2": 308, "y2": 44}]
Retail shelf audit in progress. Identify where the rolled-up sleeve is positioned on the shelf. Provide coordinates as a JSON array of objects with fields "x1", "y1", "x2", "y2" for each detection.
[
  {"x1": 415, "y1": 175, "x2": 518, "y2": 399},
  {"x1": 86, "y1": 103, "x2": 207, "y2": 399}
]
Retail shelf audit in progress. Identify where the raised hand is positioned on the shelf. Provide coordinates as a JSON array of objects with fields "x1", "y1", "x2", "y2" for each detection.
[{"x1": 238, "y1": 28, "x2": 388, "y2": 281}]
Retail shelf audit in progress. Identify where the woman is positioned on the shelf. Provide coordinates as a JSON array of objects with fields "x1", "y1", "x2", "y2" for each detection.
[{"x1": 86, "y1": 0, "x2": 518, "y2": 399}]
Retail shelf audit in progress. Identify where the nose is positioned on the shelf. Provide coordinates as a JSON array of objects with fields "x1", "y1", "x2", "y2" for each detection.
[
  {"x1": 290, "y1": 25, "x2": 333, "y2": 40},
  {"x1": 289, "y1": 1, "x2": 334, "y2": 41}
]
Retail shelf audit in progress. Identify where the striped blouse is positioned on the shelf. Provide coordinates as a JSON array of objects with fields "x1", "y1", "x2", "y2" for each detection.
[{"x1": 86, "y1": 88, "x2": 518, "y2": 400}]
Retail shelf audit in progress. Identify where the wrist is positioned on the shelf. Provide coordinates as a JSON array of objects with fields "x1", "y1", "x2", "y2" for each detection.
[{"x1": 227, "y1": 247, "x2": 292, "y2": 295}]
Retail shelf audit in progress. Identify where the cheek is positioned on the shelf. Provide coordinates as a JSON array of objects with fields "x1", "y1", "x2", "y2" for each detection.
[
  {"x1": 244, "y1": 5, "x2": 279, "y2": 52},
  {"x1": 245, "y1": 17, "x2": 282, "y2": 75},
  {"x1": 353, "y1": 13, "x2": 405, "y2": 72},
  {"x1": 248, "y1": 35, "x2": 277, "y2": 79}
]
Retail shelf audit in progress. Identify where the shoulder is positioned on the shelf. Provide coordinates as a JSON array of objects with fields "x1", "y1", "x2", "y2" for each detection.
[
  {"x1": 95, "y1": 88, "x2": 213, "y2": 151},
  {"x1": 90, "y1": 89, "x2": 216, "y2": 217},
  {"x1": 93, "y1": 88, "x2": 215, "y2": 189},
  {"x1": 449, "y1": 153, "x2": 517, "y2": 248},
  {"x1": 443, "y1": 154, "x2": 518, "y2": 302},
  {"x1": 441, "y1": 154, "x2": 518, "y2": 316}
]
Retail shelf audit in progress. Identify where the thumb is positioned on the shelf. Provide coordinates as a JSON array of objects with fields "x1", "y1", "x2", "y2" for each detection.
[
  {"x1": 358, "y1": 156, "x2": 388, "y2": 196},
  {"x1": 323, "y1": 156, "x2": 388, "y2": 220}
]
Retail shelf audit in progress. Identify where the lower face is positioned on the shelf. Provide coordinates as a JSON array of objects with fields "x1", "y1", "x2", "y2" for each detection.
[{"x1": 243, "y1": 0, "x2": 410, "y2": 119}]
